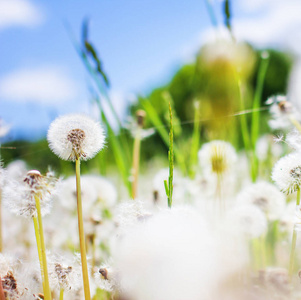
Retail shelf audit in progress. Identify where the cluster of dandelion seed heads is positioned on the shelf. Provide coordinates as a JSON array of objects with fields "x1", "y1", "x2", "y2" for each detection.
[
  {"x1": 47, "y1": 114, "x2": 105, "y2": 161},
  {"x1": 272, "y1": 152, "x2": 301, "y2": 194}
]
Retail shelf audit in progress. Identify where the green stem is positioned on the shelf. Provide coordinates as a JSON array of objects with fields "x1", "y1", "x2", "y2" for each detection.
[
  {"x1": 189, "y1": 101, "x2": 201, "y2": 179},
  {"x1": 236, "y1": 76, "x2": 251, "y2": 151},
  {"x1": 34, "y1": 196, "x2": 52, "y2": 300},
  {"x1": 32, "y1": 216, "x2": 45, "y2": 292},
  {"x1": 75, "y1": 159, "x2": 91, "y2": 300},
  {"x1": 132, "y1": 128, "x2": 141, "y2": 199},
  {"x1": 59, "y1": 288, "x2": 64, "y2": 300},
  {"x1": 289, "y1": 228, "x2": 298, "y2": 278},
  {"x1": 250, "y1": 52, "x2": 269, "y2": 182},
  {"x1": 297, "y1": 188, "x2": 301, "y2": 206},
  {"x1": 167, "y1": 102, "x2": 174, "y2": 208}
]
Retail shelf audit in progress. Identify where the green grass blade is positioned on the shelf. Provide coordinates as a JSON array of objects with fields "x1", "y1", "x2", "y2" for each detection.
[
  {"x1": 189, "y1": 101, "x2": 201, "y2": 178},
  {"x1": 139, "y1": 97, "x2": 186, "y2": 174}
]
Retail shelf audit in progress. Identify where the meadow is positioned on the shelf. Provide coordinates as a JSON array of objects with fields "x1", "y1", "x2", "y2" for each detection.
[{"x1": 1, "y1": 2, "x2": 301, "y2": 300}]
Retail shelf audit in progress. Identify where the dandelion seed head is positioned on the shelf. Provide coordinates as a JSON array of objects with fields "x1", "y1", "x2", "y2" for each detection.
[
  {"x1": 272, "y1": 153, "x2": 301, "y2": 194},
  {"x1": 198, "y1": 140, "x2": 237, "y2": 176},
  {"x1": 48, "y1": 252, "x2": 82, "y2": 292},
  {"x1": 47, "y1": 114, "x2": 105, "y2": 161},
  {"x1": 225, "y1": 204, "x2": 268, "y2": 238},
  {"x1": 3, "y1": 170, "x2": 58, "y2": 218},
  {"x1": 94, "y1": 263, "x2": 117, "y2": 292},
  {"x1": 236, "y1": 181, "x2": 286, "y2": 220}
]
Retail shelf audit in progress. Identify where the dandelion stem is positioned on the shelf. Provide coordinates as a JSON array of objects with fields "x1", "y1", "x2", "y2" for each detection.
[
  {"x1": 75, "y1": 158, "x2": 91, "y2": 300},
  {"x1": 34, "y1": 195, "x2": 52, "y2": 300},
  {"x1": 32, "y1": 216, "x2": 45, "y2": 292},
  {"x1": 132, "y1": 129, "x2": 141, "y2": 199},
  {"x1": 289, "y1": 227, "x2": 298, "y2": 278},
  {"x1": 297, "y1": 188, "x2": 301, "y2": 206},
  {"x1": 59, "y1": 288, "x2": 64, "y2": 300}
]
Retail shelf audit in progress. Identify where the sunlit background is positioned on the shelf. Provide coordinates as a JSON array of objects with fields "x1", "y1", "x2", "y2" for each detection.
[{"x1": 1, "y1": 0, "x2": 301, "y2": 141}]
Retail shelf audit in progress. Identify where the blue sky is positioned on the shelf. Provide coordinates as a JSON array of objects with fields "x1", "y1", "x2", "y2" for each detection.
[{"x1": 1, "y1": 0, "x2": 301, "y2": 141}]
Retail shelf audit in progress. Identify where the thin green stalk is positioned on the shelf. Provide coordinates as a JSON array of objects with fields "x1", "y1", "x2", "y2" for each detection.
[
  {"x1": 94, "y1": 97, "x2": 131, "y2": 194},
  {"x1": 236, "y1": 76, "x2": 251, "y2": 151},
  {"x1": 59, "y1": 288, "x2": 64, "y2": 300},
  {"x1": 132, "y1": 129, "x2": 141, "y2": 199},
  {"x1": 289, "y1": 228, "x2": 298, "y2": 278},
  {"x1": 189, "y1": 101, "x2": 201, "y2": 179},
  {"x1": 204, "y1": 0, "x2": 218, "y2": 28},
  {"x1": 289, "y1": 189, "x2": 301, "y2": 278},
  {"x1": 164, "y1": 102, "x2": 174, "y2": 208},
  {"x1": 250, "y1": 52, "x2": 269, "y2": 182},
  {"x1": 139, "y1": 97, "x2": 186, "y2": 174},
  {"x1": 34, "y1": 196, "x2": 51, "y2": 300},
  {"x1": 32, "y1": 216, "x2": 45, "y2": 292},
  {"x1": 75, "y1": 159, "x2": 91, "y2": 300}
]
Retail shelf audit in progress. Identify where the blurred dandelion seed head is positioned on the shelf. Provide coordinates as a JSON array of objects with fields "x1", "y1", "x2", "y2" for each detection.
[{"x1": 272, "y1": 153, "x2": 301, "y2": 194}]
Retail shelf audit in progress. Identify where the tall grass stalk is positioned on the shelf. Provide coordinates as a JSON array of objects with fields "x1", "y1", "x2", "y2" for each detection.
[
  {"x1": 251, "y1": 52, "x2": 270, "y2": 182},
  {"x1": 32, "y1": 216, "x2": 45, "y2": 292},
  {"x1": 289, "y1": 188, "x2": 301, "y2": 278},
  {"x1": 189, "y1": 101, "x2": 201, "y2": 179},
  {"x1": 75, "y1": 158, "x2": 91, "y2": 300},
  {"x1": 131, "y1": 111, "x2": 144, "y2": 199},
  {"x1": 34, "y1": 195, "x2": 52, "y2": 300},
  {"x1": 164, "y1": 102, "x2": 174, "y2": 208},
  {"x1": 139, "y1": 97, "x2": 186, "y2": 174},
  {"x1": 94, "y1": 96, "x2": 131, "y2": 194},
  {"x1": 236, "y1": 76, "x2": 251, "y2": 152}
]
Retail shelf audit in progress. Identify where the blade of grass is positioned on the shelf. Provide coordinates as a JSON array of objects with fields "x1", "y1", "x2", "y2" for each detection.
[
  {"x1": 65, "y1": 23, "x2": 131, "y2": 163},
  {"x1": 165, "y1": 101, "x2": 174, "y2": 208},
  {"x1": 94, "y1": 97, "x2": 132, "y2": 195},
  {"x1": 250, "y1": 52, "x2": 269, "y2": 182},
  {"x1": 189, "y1": 101, "x2": 201, "y2": 178},
  {"x1": 139, "y1": 97, "x2": 186, "y2": 174}
]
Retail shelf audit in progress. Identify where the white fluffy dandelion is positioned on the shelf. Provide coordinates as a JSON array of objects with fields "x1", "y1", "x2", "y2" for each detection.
[
  {"x1": 198, "y1": 140, "x2": 237, "y2": 176},
  {"x1": 225, "y1": 204, "x2": 268, "y2": 239},
  {"x1": 47, "y1": 114, "x2": 105, "y2": 161},
  {"x1": 3, "y1": 170, "x2": 58, "y2": 218},
  {"x1": 272, "y1": 152, "x2": 301, "y2": 194},
  {"x1": 236, "y1": 181, "x2": 286, "y2": 220}
]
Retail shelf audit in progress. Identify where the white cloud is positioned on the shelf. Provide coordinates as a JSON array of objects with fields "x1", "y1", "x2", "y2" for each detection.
[
  {"x1": 0, "y1": 66, "x2": 77, "y2": 105},
  {"x1": 0, "y1": 0, "x2": 44, "y2": 30},
  {"x1": 198, "y1": 0, "x2": 301, "y2": 55}
]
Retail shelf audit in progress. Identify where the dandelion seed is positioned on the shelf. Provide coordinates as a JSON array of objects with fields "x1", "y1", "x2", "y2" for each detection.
[
  {"x1": 94, "y1": 263, "x2": 117, "y2": 292},
  {"x1": 272, "y1": 153, "x2": 301, "y2": 194},
  {"x1": 47, "y1": 114, "x2": 105, "y2": 161}
]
